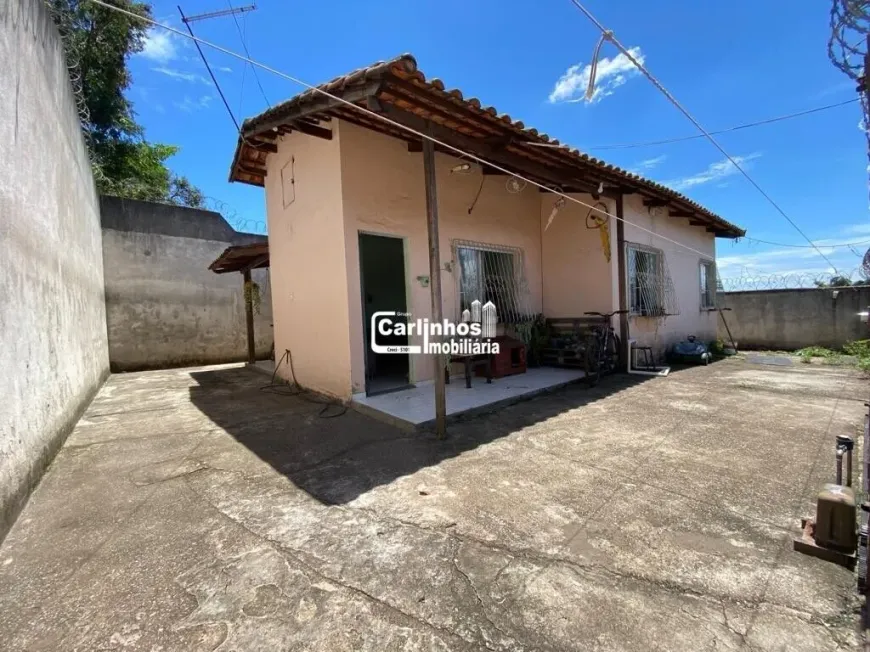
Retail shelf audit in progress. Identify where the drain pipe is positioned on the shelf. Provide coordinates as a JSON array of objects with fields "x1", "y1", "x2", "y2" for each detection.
[
  {"x1": 836, "y1": 435, "x2": 854, "y2": 487},
  {"x1": 626, "y1": 339, "x2": 670, "y2": 377}
]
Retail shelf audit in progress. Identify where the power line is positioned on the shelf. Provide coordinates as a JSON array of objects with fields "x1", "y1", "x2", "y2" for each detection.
[
  {"x1": 567, "y1": 0, "x2": 842, "y2": 274},
  {"x1": 180, "y1": 4, "x2": 255, "y2": 23},
  {"x1": 178, "y1": 5, "x2": 240, "y2": 131},
  {"x1": 226, "y1": 0, "x2": 270, "y2": 107},
  {"x1": 94, "y1": 0, "x2": 770, "y2": 264},
  {"x1": 740, "y1": 236, "x2": 870, "y2": 249},
  {"x1": 236, "y1": 11, "x2": 247, "y2": 119},
  {"x1": 585, "y1": 98, "x2": 860, "y2": 150}
]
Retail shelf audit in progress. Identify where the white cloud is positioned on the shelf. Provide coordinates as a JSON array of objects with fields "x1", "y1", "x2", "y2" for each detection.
[
  {"x1": 716, "y1": 223, "x2": 870, "y2": 279},
  {"x1": 139, "y1": 29, "x2": 178, "y2": 63},
  {"x1": 174, "y1": 95, "x2": 213, "y2": 112},
  {"x1": 716, "y1": 245, "x2": 855, "y2": 279},
  {"x1": 662, "y1": 153, "x2": 762, "y2": 191},
  {"x1": 627, "y1": 154, "x2": 667, "y2": 176},
  {"x1": 549, "y1": 47, "x2": 645, "y2": 104},
  {"x1": 842, "y1": 223, "x2": 870, "y2": 235},
  {"x1": 152, "y1": 67, "x2": 209, "y2": 85},
  {"x1": 217, "y1": 66, "x2": 233, "y2": 74},
  {"x1": 640, "y1": 155, "x2": 666, "y2": 169}
]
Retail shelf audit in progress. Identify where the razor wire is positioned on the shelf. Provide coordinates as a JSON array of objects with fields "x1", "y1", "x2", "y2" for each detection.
[
  {"x1": 829, "y1": 0, "x2": 870, "y2": 193},
  {"x1": 719, "y1": 267, "x2": 868, "y2": 291},
  {"x1": 203, "y1": 196, "x2": 267, "y2": 234},
  {"x1": 43, "y1": 0, "x2": 107, "y2": 184}
]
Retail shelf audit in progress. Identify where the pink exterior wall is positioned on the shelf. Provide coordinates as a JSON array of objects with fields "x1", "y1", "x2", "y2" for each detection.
[
  {"x1": 263, "y1": 125, "x2": 354, "y2": 398},
  {"x1": 540, "y1": 194, "x2": 618, "y2": 318},
  {"x1": 620, "y1": 194, "x2": 718, "y2": 356},
  {"x1": 338, "y1": 120, "x2": 543, "y2": 392},
  {"x1": 262, "y1": 120, "x2": 724, "y2": 398}
]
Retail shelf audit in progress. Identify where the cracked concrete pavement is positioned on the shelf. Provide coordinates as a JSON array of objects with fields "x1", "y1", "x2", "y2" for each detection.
[{"x1": 0, "y1": 358, "x2": 865, "y2": 650}]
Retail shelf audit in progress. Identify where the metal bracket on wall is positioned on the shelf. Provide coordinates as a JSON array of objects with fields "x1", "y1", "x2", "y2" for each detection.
[{"x1": 281, "y1": 156, "x2": 295, "y2": 208}]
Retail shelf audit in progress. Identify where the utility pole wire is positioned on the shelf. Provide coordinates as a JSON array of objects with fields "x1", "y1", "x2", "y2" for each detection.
[
  {"x1": 568, "y1": 0, "x2": 841, "y2": 274},
  {"x1": 236, "y1": 11, "x2": 248, "y2": 120},
  {"x1": 741, "y1": 236, "x2": 870, "y2": 249},
  {"x1": 583, "y1": 98, "x2": 860, "y2": 150},
  {"x1": 178, "y1": 5, "x2": 240, "y2": 132},
  {"x1": 94, "y1": 0, "x2": 751, "y2": 262},
  {"x1": 226, "y1": 0, "x2": 270, "y2": 107}
]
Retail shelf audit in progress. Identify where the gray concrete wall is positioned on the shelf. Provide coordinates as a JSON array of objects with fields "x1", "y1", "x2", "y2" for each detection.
[
  {"x1": 101, "y1": 196, "x2": 273, "y2": 371},
  {"x1": 719, "y1": 286, "x2": 870, "y2": 350},
  {"x1": 0, "y1": 0, "x2": 110, "y2": 539}
]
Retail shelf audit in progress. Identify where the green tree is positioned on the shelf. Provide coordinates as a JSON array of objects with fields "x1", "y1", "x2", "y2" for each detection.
[
  {"x1": 51, "y1": 0, "x2": 203, "y2": 207},
  {"x1": 814, "y1": 275, "x2": 856, "y2": 288}
]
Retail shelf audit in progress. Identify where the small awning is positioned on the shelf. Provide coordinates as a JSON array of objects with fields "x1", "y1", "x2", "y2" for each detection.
[{"x1": 208, "y1": 242, "x2": 269, "y2": 274}]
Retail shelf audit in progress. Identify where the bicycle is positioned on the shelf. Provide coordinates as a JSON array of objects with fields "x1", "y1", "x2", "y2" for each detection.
[{"x1": 583, "y1": 310, "x2": 627, "y2": 386}]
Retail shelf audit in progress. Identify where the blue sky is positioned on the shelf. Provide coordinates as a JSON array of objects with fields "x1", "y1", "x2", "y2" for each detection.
[{"x1": 128, "y1": 0, "x2": 869, "y2": 281}]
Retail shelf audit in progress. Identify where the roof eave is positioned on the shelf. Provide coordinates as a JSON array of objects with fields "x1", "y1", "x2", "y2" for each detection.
[{"x1": 228, "y1": 53, "x2": 744, "y2": 234}]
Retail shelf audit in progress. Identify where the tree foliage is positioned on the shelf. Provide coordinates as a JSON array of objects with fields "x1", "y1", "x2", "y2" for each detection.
[
  {"x1": 814, "y1": 275, "x2": 863, "y2": 287},
  {"x1": 51, "y1": 0, "x2": 204, "y2": 207}
]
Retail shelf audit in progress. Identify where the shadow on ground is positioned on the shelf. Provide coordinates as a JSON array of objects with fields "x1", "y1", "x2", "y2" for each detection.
[{"x1": 187, "y1": 365, "x2": 655, "y2": 505}]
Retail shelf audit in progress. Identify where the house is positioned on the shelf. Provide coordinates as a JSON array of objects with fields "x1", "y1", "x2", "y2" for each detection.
[{"x1": 228, "y1": 54, "x2": 744, "y2": 406}]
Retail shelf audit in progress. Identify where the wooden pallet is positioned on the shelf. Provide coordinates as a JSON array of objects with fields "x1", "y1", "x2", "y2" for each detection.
[
  {"x1": 540, "y1": 348, "x2": 585, "y2": 368},
  {"x1": 541, "y1": 317, "x2": 601, "y2": 369}
]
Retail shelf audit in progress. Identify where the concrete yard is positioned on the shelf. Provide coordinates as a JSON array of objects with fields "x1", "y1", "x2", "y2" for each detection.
[{"x1": 0, "y1": 358, "x2": 866, "y2": 651}]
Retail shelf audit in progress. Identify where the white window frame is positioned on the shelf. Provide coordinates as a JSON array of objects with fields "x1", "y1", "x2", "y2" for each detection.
[
  {"x1": 453, "y1": 240, "x2": 524, "y2": 323},
  {"x1": 626, "y1": 243, "x2": 665, "y2": 316},
  {"x1": 699, "y1": 259, "x2": 716, "y2": 310}
]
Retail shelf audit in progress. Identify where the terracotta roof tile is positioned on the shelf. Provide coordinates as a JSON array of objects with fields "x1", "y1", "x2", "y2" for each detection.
[{"x1": 230, "y1": 54, "x2": 743, "y2": 238}]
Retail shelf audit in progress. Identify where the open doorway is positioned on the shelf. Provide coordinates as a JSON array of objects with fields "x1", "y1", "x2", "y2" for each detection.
[{"x1": 359, "y1": 232, "x2": 411, "y2": 396}]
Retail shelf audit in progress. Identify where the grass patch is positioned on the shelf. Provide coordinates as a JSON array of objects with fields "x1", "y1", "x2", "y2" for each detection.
[
  {"x1": 795, "y1": 346, "x2": 841, "y2": 364},
  {"x1": 843, "y1": 339, "x2": 870, "y2": 358},
  {"x1": 794, "y1": 340, "x2": 870, "y2": 371}
]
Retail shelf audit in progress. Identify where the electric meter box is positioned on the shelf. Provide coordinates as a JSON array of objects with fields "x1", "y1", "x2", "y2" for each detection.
[{"x1": 814, "y1": 484, "x2": 857, "y2": 552}]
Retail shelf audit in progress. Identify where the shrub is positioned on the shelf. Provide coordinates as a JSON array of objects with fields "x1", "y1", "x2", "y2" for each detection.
[{"x1": 844, "y1": 340, "x2": 870, "y2": 358}]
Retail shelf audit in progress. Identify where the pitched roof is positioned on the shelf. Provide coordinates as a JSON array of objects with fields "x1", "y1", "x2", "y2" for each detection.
[
  {"x1": 230, "y1": 54, "x2": 744, "y2": 238},
  {"x1": 208, "y1": 242, "x2": 269, "y2": 274}
]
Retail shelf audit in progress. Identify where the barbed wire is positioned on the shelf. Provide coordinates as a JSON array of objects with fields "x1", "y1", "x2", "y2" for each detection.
[
  {"x1": 203, "y1": 196, "x2": 267, "y2": 234},
  {"x1": 829, "y1": 0, "x2": 869, "y2": 80},
  {"x1": 44, "y1": 0, "x2": 108, "y2": 184},
  {"x1": 720, "y1": 267, "x2": 868, "y2": 291},
  {"x1": 829, "y1": 0, "x2": 870, "y2": 193}
]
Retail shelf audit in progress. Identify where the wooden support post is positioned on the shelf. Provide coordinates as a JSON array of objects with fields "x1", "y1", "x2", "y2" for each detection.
[
  {"x1": 243, "y1": 269, "x2": 256, "y2": 365},
  {"x1": 422, "y1": 125, "x2": 447, "y2": 439},
  {"x1": 615, "y1": 194, "x2": 629, "y2": 365}
]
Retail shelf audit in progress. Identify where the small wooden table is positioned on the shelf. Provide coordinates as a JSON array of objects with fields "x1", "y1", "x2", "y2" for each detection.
[{"x1": 444, "y1": 337, "x2": 494, "y2": 389}]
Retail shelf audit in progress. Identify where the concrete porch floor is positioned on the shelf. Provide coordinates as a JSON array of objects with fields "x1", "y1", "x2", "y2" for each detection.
[
  {"x1": 0, "y1": 359, "x2": 867, "y2": 650},
  {"x1": 352, "y1": 366, "x2": 586, "y2": 429}
]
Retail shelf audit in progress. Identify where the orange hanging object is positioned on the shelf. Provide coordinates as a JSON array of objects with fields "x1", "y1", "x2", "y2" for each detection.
[
  {"x1": 585, "y1": 203, "x2": 611, "y2": 262},
  {"x1": 598, "y1": 218, "x2": 611, "y2": 262}
]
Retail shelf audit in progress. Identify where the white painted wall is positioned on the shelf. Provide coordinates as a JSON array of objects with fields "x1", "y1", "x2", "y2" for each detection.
[
  {"x1": 620, "y1": 194, "x2": 718, "y2": 357},
  {"x1": 0, "y1": 0, "x2": 109, "y2": 539}
]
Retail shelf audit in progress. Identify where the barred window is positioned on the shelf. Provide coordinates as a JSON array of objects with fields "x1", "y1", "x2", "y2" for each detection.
[
  {"x1": 454, "y1": 242, "x2": 525, "y2": 323},
  {"x1": 700, "y1": 260, "x2": 716, "y2": 309},
  {"x1": 627, "y1": 245, "x2": 663, "y2": 316}
]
